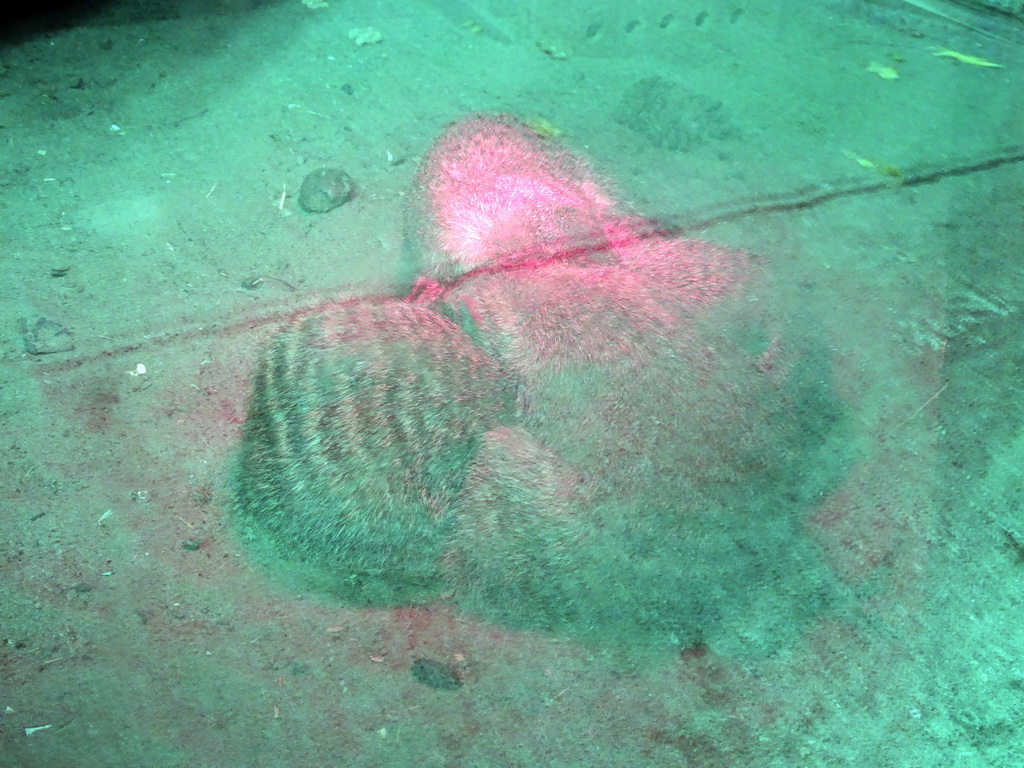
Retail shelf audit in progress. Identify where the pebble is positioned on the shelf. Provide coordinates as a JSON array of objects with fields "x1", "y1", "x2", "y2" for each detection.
[{"x1": 297, "y1": 167, "x2": 354, "y2": 213}]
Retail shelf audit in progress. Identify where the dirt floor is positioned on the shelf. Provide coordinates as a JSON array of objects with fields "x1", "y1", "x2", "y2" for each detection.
[{"x1": 2, "y1": 0, "x2": 1024, "y2": 766}]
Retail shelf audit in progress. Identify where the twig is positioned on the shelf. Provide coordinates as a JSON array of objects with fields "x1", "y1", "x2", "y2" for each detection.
[{"x1": 887, "y1": 382, "x2": 948, "y2": 436}]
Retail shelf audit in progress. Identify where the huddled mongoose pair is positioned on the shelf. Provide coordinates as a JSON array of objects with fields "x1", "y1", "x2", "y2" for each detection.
[{"x1": 231, "y1": 116, "x2": 848, "y2": 646}]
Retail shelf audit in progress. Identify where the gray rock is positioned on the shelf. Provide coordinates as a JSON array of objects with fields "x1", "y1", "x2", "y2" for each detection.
[{"x1": 297, "y1": 167, "x2": 355, "y2": 213}]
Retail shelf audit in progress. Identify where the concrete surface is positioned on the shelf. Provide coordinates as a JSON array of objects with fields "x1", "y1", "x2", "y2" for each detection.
[{"x1": 1, "y1": 0, "x2": 1023, "y2": 765}]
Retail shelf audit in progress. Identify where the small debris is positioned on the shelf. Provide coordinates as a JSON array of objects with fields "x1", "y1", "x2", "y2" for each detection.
[
  {"x1": 241, "y1": 275, "x2": 297, "y2": 292},
  {"x1": 348, "y1": 27, "x2": 383, "y2": 46},
  {"x1": 867, "y1": 61, "x2": 899, "y2": 79},
  {"x1": 523, "y1": 116, "x2": 564, "y2": 139},
  {"x1": 931, "y1": 48, "x2": 1002, "y2": 68},
  {"x1": 536, "y1": 40, "x2": 569, "y2": 59}
]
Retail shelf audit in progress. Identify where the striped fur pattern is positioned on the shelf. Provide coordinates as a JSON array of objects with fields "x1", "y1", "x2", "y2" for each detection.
[{"x1": 231, "y1": 298, "x2": 514, "y2": 601}]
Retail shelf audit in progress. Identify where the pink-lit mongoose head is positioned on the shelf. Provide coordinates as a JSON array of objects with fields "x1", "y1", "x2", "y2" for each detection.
[{"x1": 413, "y1": 115, "x2": 622, "y2": 279}]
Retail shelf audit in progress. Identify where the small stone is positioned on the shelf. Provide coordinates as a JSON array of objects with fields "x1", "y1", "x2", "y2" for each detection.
[
  {"x1": 297, "y1": 167, "x2": 355, "y2": 213},
  {"x1": 23, "y1": 316, "x2": 75, "y2": 355}
]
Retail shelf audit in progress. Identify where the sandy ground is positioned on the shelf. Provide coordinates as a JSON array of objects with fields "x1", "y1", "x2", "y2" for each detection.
[{"x1": 1, "y1": 0, "x2": 1023, "y2": 765}]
